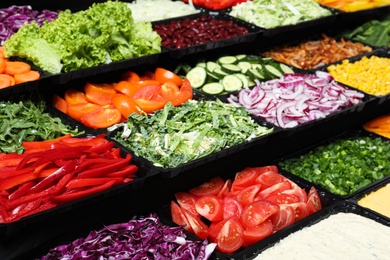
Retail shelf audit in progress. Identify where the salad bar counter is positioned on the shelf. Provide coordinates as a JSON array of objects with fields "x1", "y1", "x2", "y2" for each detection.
[{"x1": 1, "y1": 0, "x2": 390, "y2": 259}]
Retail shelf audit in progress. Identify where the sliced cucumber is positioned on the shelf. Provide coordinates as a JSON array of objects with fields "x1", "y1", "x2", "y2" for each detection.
[
  {"x1": 261, "y1": 57, "x2": 275, "y2": 64},
  {"x1": 186, "y1": 67, "x2": 207, "y2": 89},
  {"x1": 221, "y1": 64, "x2": 242, "y2": 74},
  {"x1": 197, "y1": 62, "x2": 206, "y2": 68},
  {"x1": 247, "y1": 68, "x2": 265, "y2": 80},
  {"x1": 237, "y1": 61, "x2": 252, "y2": 73},
  {"x1": 233, "y1": 73, "x2": 250, "y2": 89},
  {"x1": 264, "y1": 64, "x2": 283, "y2": 78},
  {"x1": 221, "y1": 75, "x2": 243, "y2": 92},
  {"x1": 251, "y1": 63, "x2": 262, "y2": 70},
  {"x1": 206, "y1": 72, "x2": 220, "y2": 82},
  {"x1": 235, "y1": 54, "x2": 247, "y2": 61},
  {"x1": 206, "y1": 61, "x2": 221, "y2": 73},
  {"x1": 212, "y1": 68, "x2": 229, "y2": 79},
  {"x1": 202, "y1": 82, "x2": 224, "y2": 95},
  {"x1": 217, "y1": 56, "x2": 238, "y2": 65},
  {"x1": 279, "y1": 63, "x2": 294, "y2": 74}
]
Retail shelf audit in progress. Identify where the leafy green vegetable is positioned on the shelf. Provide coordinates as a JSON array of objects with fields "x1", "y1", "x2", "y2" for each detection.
[
  {"x1": 279, "y1": 136, "x2": 390, "y2": 196},
  {"x1": 112, "y1": 100, "x2": 273, "y2": 168},
  {"x1": 0, "y1": 97, "x2": 81, "y2": 154},
  {"x1": 342, "y1": 15, "x2": 390, "y2": 47},
  {"x1": 229, "y1": 0, "x2": 331, "y2": 29},
  {"x1": 4, "y1": 1, "x2": 161, "y2": 74}
]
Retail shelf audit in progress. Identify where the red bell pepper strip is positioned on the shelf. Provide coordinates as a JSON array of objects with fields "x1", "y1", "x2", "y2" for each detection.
[
  {"x1": 22, "y1": 134, "x2": 72, "y2": 150},
  {"x1": 77, "y1": 154, "x2": 132, "y2": 179},
  {"x1": 86, "y1": 141, "x2": 115, "y2": 154},
  {"x1": 51, "y1": 180, "x2": 116, "y2": 204},
  {"x1": 8, "y1": 181, "x2": 35, "y2": 201},
  {"x1": 8, "y1": 198, "x2": 43, "y2": 222},
  {"x1": 66, "y1": 177, "x2": 124, "y2": 189},
  {"x1": 0, "y1": 167, "x2": 35, "y2": 180},
  {"x1": 73, "y1": 157, "x2": 120, "y2": 175},
  {"x1": 105, "y1": 164, "x2": 138, "y2": 178},
  {"x1": 0, "y1": 167, "x2": 58, "y2": 191}
]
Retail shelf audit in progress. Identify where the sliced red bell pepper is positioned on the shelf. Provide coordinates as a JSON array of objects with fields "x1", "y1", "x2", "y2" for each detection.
[
  {"x1": 86, "y1": 141, "x2": 115, "y2": 154},
  {"x1": 22, "y1": 134, "x2": 72, "y2": 150},
  {"x1": 66, "y1": 177, "x2": 124, "y2": 189},
  {"x1": 0, "y1": 167, "x2": 58, "y2": 191},
  {"x1": 77, "y1": 154, "x2": 132, "y2": 179},
  {"x1": 51, "y1": 180, "x2": 117, "y2": 204},
  {"x1": 8, "y1": 181, "x2": 35, "y2": 201},
  {"x1": 105, "y1": 164, "x2": 138, "y2": 178},
  {"x1": 59, "y1": 133, "x2": 106, "y2": 144},
  {"x1": 8, "y1": 198, "x2": 43, "y2": 222}
]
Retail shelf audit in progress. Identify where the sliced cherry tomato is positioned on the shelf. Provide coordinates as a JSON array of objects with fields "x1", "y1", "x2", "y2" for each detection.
[
  {"x1": 281, "y1": 187, "x2": 308, "y2": 203},
  {"x1": 84, "y1": 82, "x2": 116, "y2": 95},
  {"x1": 132, "y1": 84, "x2": 162, "y2": 100},
  {"x1": 222, "y1": 196, "x2": 243, "y2": 220},
  {"x1": 120, "y1": 71, "x2": 141, "y2": 83},
  {"x1": 231, "y1": 167, "x2": 260, "y2": 192},
  {"x1": 67, "y1": 102, "x2": 100, "y2": 122},
  {"x1": 242, "y1": 219, "x2": 273, "y2": 246},
  {"x1": 175, "y1": 191, "x2": 199, "y2": 217},
  {"x1": 290, "y1": 202, "x2": 309, "y2": 222},
  {"x1": 256, "y1": 171, "x2": 284, "y2": 190},
  {"x1": 253, "y1": 165, "x2": 279, "y2": 175},
  {"x1": 306, "y1": 186, "x2": 322, "y2": 214},
  {"x1": 217, "y1": 179, "x2": 232, "y2": 199},
  {"x1": 269, "y1": 204, "x2": 296, "y2": 231},
  {"x1": 182, "y1": 209, "x2": 209, "y2": 240},
  {"x1": 170, "y1": 201, "x2": 193, "y2": 232},
  {"x1": 132, "y1": 99, "x2": 166, "y2": 114},
  {"x1": 195, "y1": 195, "x2": 223, "y2": 222},
  {"x1": 170, "y1": 78, "x2": 193, "y2": 106},
  {"x1": 208, "y1": 218, "x2": 229, "y2": 243},
  {"x1": 216, "y1": 217, "x2": 244, "y2": 253},
  {"x1": 240, "y1": 200, "x2": 279, "y2": 228},
  {"x1": 258, "y1": 181, "x2": 292, "y2": 199},
  {"x1": 64, "y1": 88, "x2": 88, "y2": 105},
  {"x1": 265, "y1": 193, "x2": 300, "y2": 205},
  {"x1": 236, "y1": 184, "x2": 261, "y2": 207},
  {"x1": 111, "y1": 93, "x2": 140, "y2": 118},
  {"x1": 159, "y1": 81, "x2": 179, "y2": 101},
  {"x1": 189, "y1": 176, "x2": 225, "y2": 197},
  {"x1": 154, "y1": 67, "x2": 183, "y2": 86},
  {"x1": 85, "y1": 90, "x2": 115, "y2": 106},
  {"x1": 80, "y1": 105, "x2": 122, "y2": 129}
]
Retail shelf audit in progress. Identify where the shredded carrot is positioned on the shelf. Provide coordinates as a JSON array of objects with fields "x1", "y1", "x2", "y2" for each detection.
[
  {"x1": 5, "y1": 61, "x2": 31, "y2": 76},
  {"x1": 0, "y1": 74, "x2": 15, "y2": 89},
  {"x1": 14, "y1": 70, "x2": 40, "y2": 84}
]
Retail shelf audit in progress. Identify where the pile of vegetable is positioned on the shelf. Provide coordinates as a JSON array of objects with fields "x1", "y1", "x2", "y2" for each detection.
[
  {"x1": 279, "y1": 135, "x2": 390, "y2": 196},
  {"x1": 229, "y1": 0, "x2": 332, "y2": 29},
  {"x1": 39, "y1": 213, "x2": 216, "y2": 259},
  {"x1": 53, "y1": 68, "x2": 193, "y2": 129},
  {"x1": 0, "y1": 5, "x2": 59, "y2": 45},
  {"x1": 0, "y1": 47, "x2": 40, "y2": 88},
  {"x1": 170, "y1": 166, "x2": 322, "y2": 253},
  {"x1": 261, "y1": 34, "x2": 373, "y2": 70},
  {"x1": 227, "y1": 71, "x2": 364, "y2": 128},
  {"x1": 342, "y1": 15, "x2": 390, "y2": 47},
  {"x1": 182, "y1": 0, "x2": 248, "y2": 10},
  {"x1": 3, "y1": 1, "x2": 161, "y2": 74},
  {"x1": 0, "y1": 134, "x2": 138, "y2": 223},
  {"x1": 363, "y1": 113, "x2": 390, "y2": 138},
  {"x1": 153, "y1": 15, "x2": 249, "y2": 49},
  {"x1": 182, "y1": 54, "x2": 294, "y2": 95},
  {"x1": 314, "y1": 0, "x2": 390, "y2": 12},
  {"x1": 327, "y1": 56, "x2": 390, "y2": 96},
  {"x1": 127, "y1": 0, "x2": 200, "y2": 22},
  {"x1": 0, "y1": 97, "x2": 79, "y2": 154},
  {"x1": 112, "y1": 100, "x2": 273, "y2": 168}
]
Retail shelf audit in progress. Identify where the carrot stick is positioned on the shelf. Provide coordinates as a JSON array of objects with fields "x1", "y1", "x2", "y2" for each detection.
[
  {"x1": 14, "y1": 70, "x2": 40, "y2": 84},
  {"x1": 52, "y1": 94, "x2": 69, "y2": 114},
  {"x1": 5, "y1": 61, "x2": 31, "y2": 76},
  {"x1": 0, "y1": 58, "x2": 5, "y2": 74},
  {"x1": 0, "y1": 74, "x2": 15, "y2": 89}
]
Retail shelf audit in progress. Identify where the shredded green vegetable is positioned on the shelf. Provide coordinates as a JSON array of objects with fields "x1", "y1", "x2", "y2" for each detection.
[
  {"x1": 113, "y1": 100, "x2": 273, "y2": 168},
  {"x1": 279, "y1": 136, "x2": 390, "y2": 196}
]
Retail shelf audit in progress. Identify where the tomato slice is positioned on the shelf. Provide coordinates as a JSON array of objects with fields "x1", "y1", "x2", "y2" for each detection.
[
  {"x1": 189, "y1": 176, "x2": 225, "y2": 197},
  {"x1": 223, "y1": 196, "x2": 243, "y2": 220},
  {"x1": 154, "y1": 67, "x2": 183, "y2": 86},
  {"x1": 85, "y1": 90, "x2": 115, "y2": 106},
  {"x1": 195, "y1": 195, "x2": 223, "y2": 222},
  {"x1": 170, "y1": 201, "x2": 193, "y2": 232},
  {"x1": 64, "y1": 88, "x2": 88, "y2": 104},
  {"x1": 132, "y1": 84, "x2": 167, "y2": 113},
  {"x1": 258, "y1": 181, "x2": 292, "y2": 199},
  {"x1": 132, "y1": 99, "x2": 167, "y2": 114},
  {"x1": 120, "y1": 71, "x2": 141, "y2": 83},
  {"x1": 255, "y1": 171, "x2": 284, "y2": 190},
  {"x1": 236, "y1": 184, "x2": 261, "y2": 207},
  {"x1": 216, "y1": 217, "x2": 244, "y2": 253},
  {"x1": 217, "y1": 179, "x2": 232, "y2": 199},
  {"x1": 307, "y1": 186, "x2": 322, "y2": 214},
  {"x1": 170, "y1": 78, "x2": 193, "y2": 106},
  {"x1": 67, "y1": 102, "x2": 100, "y2": 122},
  {"x1": 208, "y1": 218, "x2": 229, "y2": 243},
  {"x1": 269, "y1": 204, "x2": 296, "y2": 231},
  {"x1": 242, "y1": 219, "x2": 273, "y2": 246},
  {"x1": 281, "y1": 187, "x2": 308, "y2": 203},
  {"x1": 175, "y1": 191, "x2": 199, "y2": 217},
  {"x1": 182, "y1": 209, "x2": 209, "y2": 240},
  {"x1": 111, "y1": 93, "x2": 140, "y2": 118},
  {"x1": 80, "y1": 105, "x2": 122, "y2": 129},
  {"x1": 84, "y1": 82, "x2": 116, "y2": 95},
  {"x1": 240, "y1": 200, "x2": 279, "y2": 228},
  {"x1": 253, "y1": 165, "x2": 279, "y2": 175},
  {"x1": 265, "y1": 193, "x2": 300, "y2": 205},
  {"x1": 231, "y1": 167, "x2": 260, "y2": 192},
  {"x1": 290, "y1": 202, "x2": 309, "y2": 222}
]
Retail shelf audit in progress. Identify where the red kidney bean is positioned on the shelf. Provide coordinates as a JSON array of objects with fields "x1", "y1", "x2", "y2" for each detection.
[{"x1": 153, "y1": 15, "x2": 249, "y2": 49}]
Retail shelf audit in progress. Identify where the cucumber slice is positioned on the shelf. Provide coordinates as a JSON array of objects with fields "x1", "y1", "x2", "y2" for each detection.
[
  {"x1": 237, "y1": 61, "x2": 252, "y2": 73},
  {"x1": 247, "y1": 68, "x2": 265, "y2": 80},
  {"x1": 233, "y1": 73, "x2": 250, "y2": 89},
  {"x1": 221, "y1": 75, "x2": 244, "y2": 92},
  {"x1": 197, "y1": 62, "x2": 206, "y2": 68},
  {"x1": 206, "y1": 61, "x2": 221, "y2": 73},
  {"x1": 213, "y1": 68, "x2": 229, "y2": 79},
  {"x1": 221, "y1": 64, "x2": 242, "y2": 74},
  {"x1": 235, "y1": 54, "x2": 247, "y2": 60},
  {"x1": 202, "y1": 82, "x2": 224, "y2": 95},
  {"x1": 218, "y1": 56, "x2": 238, "y2": 64},
  {"x1": 279, "y1": 63, "x2": 294, "y2": 74},
  {"x1": 264, "y1": 64, "x2": 283, "y2": 78},
  {"x1": 186, "y1": 67, "x2": 207, "y2": 89}
]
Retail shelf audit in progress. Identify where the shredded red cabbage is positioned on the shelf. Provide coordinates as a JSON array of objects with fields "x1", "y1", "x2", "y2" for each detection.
[
  {"x1": 39, "y1": 214, "x2": 216, "y2": 260},
  {"x1": 0, "y1": 5, "x2": 59, "y2": 45}
]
